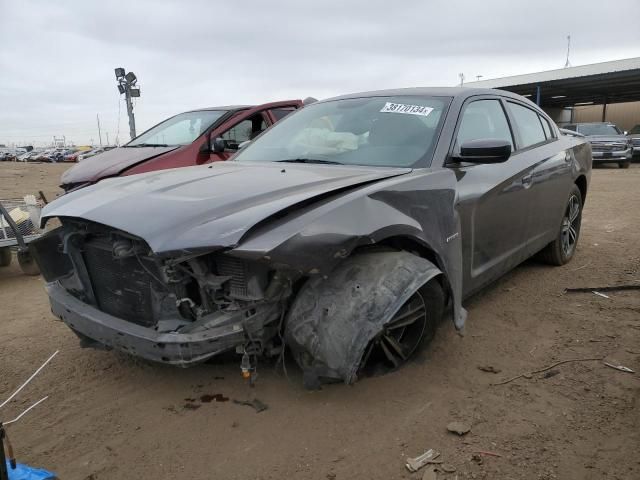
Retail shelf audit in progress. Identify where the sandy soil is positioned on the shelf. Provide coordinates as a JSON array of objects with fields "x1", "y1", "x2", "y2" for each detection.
[{"x1": 1, "y1": 162, "x2": 639, "y2": 480}]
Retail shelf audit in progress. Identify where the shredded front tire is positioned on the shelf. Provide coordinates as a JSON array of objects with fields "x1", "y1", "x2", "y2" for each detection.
[{"x1": 284, "y1": 250, "x2": 444, "y2": 388}]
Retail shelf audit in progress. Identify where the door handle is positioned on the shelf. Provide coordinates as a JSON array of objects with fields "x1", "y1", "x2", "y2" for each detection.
[{"x1": 521, "y1": 173, "x2": 533, "y2": 187}]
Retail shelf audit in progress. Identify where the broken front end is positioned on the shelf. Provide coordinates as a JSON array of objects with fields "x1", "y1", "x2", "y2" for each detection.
[{"x1": 31, "y1": 218, "x2": 294, "y2": 366}]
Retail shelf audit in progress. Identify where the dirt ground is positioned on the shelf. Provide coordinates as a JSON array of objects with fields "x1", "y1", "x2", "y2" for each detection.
[{"x1": 1, "y1": 162, "x2": 639, "y2": 480}]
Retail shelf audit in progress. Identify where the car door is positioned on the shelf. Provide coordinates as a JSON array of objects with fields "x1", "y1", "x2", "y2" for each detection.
[
  {"x1": 504, "y1": 102, "x2": 574, "y2": 255},
  {"x1": 449, "y1": 96, "x2": 538, "y2": 296}
]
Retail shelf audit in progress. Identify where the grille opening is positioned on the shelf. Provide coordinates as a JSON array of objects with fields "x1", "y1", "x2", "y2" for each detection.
[{"x1": 82, "y1": 239, "x2": 158, "y2": 327}]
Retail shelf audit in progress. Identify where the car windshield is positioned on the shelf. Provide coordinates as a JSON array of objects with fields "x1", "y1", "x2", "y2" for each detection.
[
  {"x1": 234, "y1": 95, "x2": 449, "y2": 167},
  {"x1": 127, "y1": 110, "x2": 227, "y2": 147},
  {"x1": 577, "y1": 123, "x2": 621, "y2": 136}
]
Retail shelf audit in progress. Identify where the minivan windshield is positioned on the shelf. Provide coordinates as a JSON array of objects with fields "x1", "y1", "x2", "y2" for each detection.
[
  {"x1": 234, "y1": 96, "x2": 449, "y2": 167},
  {"x1": 576, "y1": 123, "x2": 622, "y2": 136},
  {"x1": 127, "y1": 110, "x2": 227, "y2": 147}
]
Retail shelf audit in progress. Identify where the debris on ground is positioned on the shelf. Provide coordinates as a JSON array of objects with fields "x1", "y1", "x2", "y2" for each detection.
[
  {"x1": 447, "y1": 421, "x2": 471, "y2": 436},
  {"x1": 592, "y1": 291, "x2": 610, "y2": 299},
  {"x1": 405, "y1": 449, "x2": 440, "y2": 472},
  {"x1": 492, "y1": 357, "x2": 603, "y2": 386},
  {"x1": 474, "y1": 450, "x2": 502, "y2": 458},
  {"x1": 477, "y1": 365, "x2": 501, "y2": 374},
  {"x1": 232, "y1": 398, "x2": 268, "y2": 413},
  {"x1": 603, "y1": 362, "x2": 635, "y2": 373},
  {"x1": 471, "y1": 453, "x2": 483, "y2": 465},
  {"x1": 565, "y1": 284, "x2": 640, "y2": 293},
  {"x1": 440, "y1": 464, "x2": 457, "y2": 473},
  {"x1": 200, "y1": 393, "x2": 229, "y2": 403},
  {"x1": 542, "y1": 369, "x2": 560, "y2": 379},
  {"x1": 421, "y1": 465, "x2": 437, "y2": 480}
]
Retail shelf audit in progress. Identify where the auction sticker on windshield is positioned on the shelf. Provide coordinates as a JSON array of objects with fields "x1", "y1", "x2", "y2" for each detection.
[{"x1": 380, "y1": 102, "x2": 433, "y2": 117}]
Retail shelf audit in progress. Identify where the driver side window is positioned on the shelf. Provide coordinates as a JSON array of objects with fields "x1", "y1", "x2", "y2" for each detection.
[
  {"x1": 220, "y1": 114, "x2": 267, "y2": 150},
  {"x1": 457, "y1": 99, "x2": 514, "y2": 151}
]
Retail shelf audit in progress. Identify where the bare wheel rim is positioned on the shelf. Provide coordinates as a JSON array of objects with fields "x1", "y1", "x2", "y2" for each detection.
[
  {"x1": 561, "y1": 194, "x2": 580, "y2": 257},
  {"x1": 358, "y1": 290, "x2": 428, "y2": 375}
]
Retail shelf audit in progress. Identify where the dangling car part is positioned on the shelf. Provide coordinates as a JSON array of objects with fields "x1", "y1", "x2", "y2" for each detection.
[{"x1": 32, "y1": 87, "x2": 591, "y2": 387}]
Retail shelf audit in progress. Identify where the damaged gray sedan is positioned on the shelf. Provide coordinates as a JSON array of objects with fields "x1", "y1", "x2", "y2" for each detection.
[{"x1": 32, "y1": 88, "x2": 591, "y2": 387}]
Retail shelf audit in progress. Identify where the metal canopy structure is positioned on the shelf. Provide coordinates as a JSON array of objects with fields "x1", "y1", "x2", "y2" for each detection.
[{"x1": 465, "y1": 57, "x2": 640, "y2": 109}]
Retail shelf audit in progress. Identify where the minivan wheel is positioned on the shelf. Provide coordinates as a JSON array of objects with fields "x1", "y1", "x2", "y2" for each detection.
[
  {"x1": 619, "y1": 161, "x2": 631, "y2": 169},
  {"x1": 537, "y1": 184, "x2": 583, "y2": 266},
  {"x1": 0, "y1": 247, "x2": 11, "y2": 267}
]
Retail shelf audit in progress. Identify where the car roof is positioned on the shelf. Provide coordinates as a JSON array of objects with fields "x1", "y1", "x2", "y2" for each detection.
[
  {"x1": 185, "y1": 105, "x2": 252, "y2": 113},
  {"x1": 321, "y1": 87, "x2": 528, "y2": 102}
]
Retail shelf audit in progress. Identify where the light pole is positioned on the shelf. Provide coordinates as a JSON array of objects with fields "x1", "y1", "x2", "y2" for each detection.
[{"x1": 115, "y1": 68, "x2": 141, "y2": 140}]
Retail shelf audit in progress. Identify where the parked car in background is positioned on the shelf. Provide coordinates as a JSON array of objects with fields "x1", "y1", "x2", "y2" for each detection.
[
  {"x1": 35, "y1": 88, "x2": 591, "y2": 387},
  {"x1": 18, "y1": 151, "x2": 39, "y2": 162},
  {"x1": 60, "y1": 100, "x2": 302, "y2": 192},
  {"x1": 563, "y1": 122, "x2": 633, "y2": 168},
  {"x1": 628, "y1": 124, "x2": 640, "y2": 158}
]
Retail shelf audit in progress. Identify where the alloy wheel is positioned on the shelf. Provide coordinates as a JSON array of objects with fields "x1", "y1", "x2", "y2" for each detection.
[
  {"x1": 358, "y1": 291, "x2": 428, "y2": 375},
  {"x1": 561, "y1": 194, "x2": 580, "y2": 257}
]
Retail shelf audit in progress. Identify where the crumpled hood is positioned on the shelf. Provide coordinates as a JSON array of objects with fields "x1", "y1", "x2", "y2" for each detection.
[
  {"x1": 44, "y1": 162, "x2": 411, "y2": 253},
  {"x1": 61, "y1": 146, "x2": 180, "y2": 186}
]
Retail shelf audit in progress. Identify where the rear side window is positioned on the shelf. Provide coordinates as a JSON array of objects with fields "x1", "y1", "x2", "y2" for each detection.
[
  {"x1": 507, "y1": 102, "x2": 546, "y2": 148},
  {"x1": 539, "y1": 115, "x2": 553, "y2": 139},
  {"x1": 456, "y1": 99, "x2": 514, "y2": 149}
]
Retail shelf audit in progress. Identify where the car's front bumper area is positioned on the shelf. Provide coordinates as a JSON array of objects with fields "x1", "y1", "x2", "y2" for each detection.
[
  {"x1": 591, "y1": 148, "x2": 633, "y2": 162},
  {"x1": 47, "y1": 282, "x2": 246, "y2": 366}
]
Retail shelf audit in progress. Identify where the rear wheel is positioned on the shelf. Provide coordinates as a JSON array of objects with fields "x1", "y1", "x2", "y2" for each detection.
[
  {"x1": 619, "y1": 161, "x2": 631, "y2": 169},
  {"x1": 0, "y1": 247, "x2": 11, "y2": 267},
  {"x1": 537, "y1": 184, "x2": 582, "y2": 266}
]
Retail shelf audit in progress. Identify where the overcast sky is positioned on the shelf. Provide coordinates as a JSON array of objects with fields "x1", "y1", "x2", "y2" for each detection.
[{"x1": 1, "y1": 0, "x2": 639, "y2": 147}]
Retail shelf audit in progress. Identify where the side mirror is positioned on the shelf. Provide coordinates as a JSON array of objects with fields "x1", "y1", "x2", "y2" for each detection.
[
  {"x1": 211, "y1": 137, "x2": 225, "y2": 153},
  {"x1": 452, "y1": 139, "x2": 511, "y2": 164}
]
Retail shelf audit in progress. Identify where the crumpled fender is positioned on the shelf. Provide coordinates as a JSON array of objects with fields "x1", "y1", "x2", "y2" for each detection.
[
  {"x1": 232, "y1": 169, "x2": 467, "y2": 331},
  {"x1": 284, "y1": 251, "x2": 441, "y2": 387}
]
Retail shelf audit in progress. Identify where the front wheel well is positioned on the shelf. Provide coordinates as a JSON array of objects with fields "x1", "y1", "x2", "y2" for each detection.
[
  {"x1": 351, "y1": 236, "x2": 447, "y2": 292},
  {"x1": 575, "y1": 175, "x2": 587, "y2": 204}
]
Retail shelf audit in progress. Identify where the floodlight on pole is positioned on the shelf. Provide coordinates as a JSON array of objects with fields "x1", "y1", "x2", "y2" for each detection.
[
  {"x1": 124, "y1": 72, "x2": 137, "y2": 84},
  {"x1": 115, "y1": 67, "x2": 140, "y2": 140}
]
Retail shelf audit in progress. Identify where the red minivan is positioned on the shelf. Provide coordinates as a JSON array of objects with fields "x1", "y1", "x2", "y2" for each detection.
[{"x1": 61, "y1": 100, "x2": 302, "y2": 192}]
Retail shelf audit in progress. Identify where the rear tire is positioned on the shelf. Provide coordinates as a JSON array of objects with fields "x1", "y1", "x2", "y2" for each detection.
[
  {"x1": 619, "y1": 161, "x2": 631, "y2": 169},
  {"x1": 0, "y1": 247, "x2": 11, "y2": 267},
  {"x1": 537, "y1": 184, "x2": 582, "y2": 266}
]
